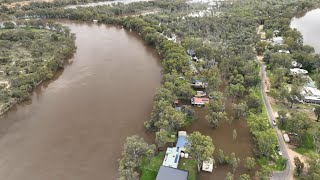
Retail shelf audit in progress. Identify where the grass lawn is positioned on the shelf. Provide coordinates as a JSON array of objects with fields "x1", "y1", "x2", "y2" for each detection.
[
  {"x1": 140, "y1": 152, "x2": 165, "y2": 180},
  {"x1": 257, "y1": 156, "x2": 286, "y2": 171},
  {"x1": 178, "y1": 158, "x2": 197, "y2": 180}
]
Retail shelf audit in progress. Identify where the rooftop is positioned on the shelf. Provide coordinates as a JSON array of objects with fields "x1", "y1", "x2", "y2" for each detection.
[
  {"x1": 156, "y1": 166, "x2": 188, "y2": 180},
  {"x1": 162, "y1": 147, "x2": 180, "y2": 168}
]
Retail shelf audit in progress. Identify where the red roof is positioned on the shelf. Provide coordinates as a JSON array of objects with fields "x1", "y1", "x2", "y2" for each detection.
[{"x1": 192, "y1": 97, "x2": 209, "y2": 104}]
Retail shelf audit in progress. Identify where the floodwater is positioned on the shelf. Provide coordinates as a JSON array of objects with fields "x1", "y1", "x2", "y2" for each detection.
[
  {"x1": 0, "y1": 21, "x2": 161, "y2": 180},
  {"x1": 185, "y1": 94, "x2": 256, "y2": 179},
  {"x1": 291, "y1": 9, "x2": 320, "y2": 53}
]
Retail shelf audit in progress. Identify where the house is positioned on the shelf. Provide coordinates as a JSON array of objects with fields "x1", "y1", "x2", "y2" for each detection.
[
  {"x1": 156, "y1": 166, "x2": 188, "y2": 180},
  {"x1": 162, "y1": 131, "x2": 188, "y2": 168},
  {"x1": 290, "y1": 68, "x2": 308, "y2": 75},
  {"x1": 272, "y1": 37, "x2": 284, "y2": 45},
  {"x1": 304, "y1": 96, "x2": 320, "y2": 104},
  {"x1": 191, "y1": 97, "x2": 209, "y2": 106},
  {"x1": 162, "y1": 147, "x2": 181, "y2": 168},
  {"x1": 93, "y1": 20, "x2": 98, "y2": 23},
  {"x1": 177, "y1": 131, "x2": 188, "y2": 151},
  {"x1": 190, "y1": 80, "x2": 208, "y2": 88}
]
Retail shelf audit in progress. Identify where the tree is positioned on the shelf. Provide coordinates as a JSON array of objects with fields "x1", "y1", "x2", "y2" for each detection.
[
  {"x1": 145, "y1": 100, "x2": 171, "y2": 131},
  {"x1": 155, "y1": 105, "x2": 186, "y2": 132},
  {"x1": 255, "y1": 129, "x2": 277, "y2": 158},
  {"x1": 3, "y1": 21, "x2": 15, "y2": 29},
  {"x1": 216, "y1": 149, "x2": 228, "y2": 164},
  {"x1": 232, "y1": 102, "x2": 248, "y2": 120},
  {"x1": 232, "y1": 129, "x2": 237, "y2": 141},
  {"x1": 240, "y1": 174, "x2": 251, "y2": 180},
  {"x1": 230, "y1": 153, "x2": 240, "y2": 173},
  {"x1": 305, "y1": 154, "x2": 320, "y2": 179},
  {"x1": 294, "y1": 157, "x2": 304, "y2": 176},
  {"x1": 225, "y1": 172, "x2": 234, "y2": 180},
  {"x1": 186, "y1": 132, "x2": 214, "y2": 172},
  {"x1": 278, "y1": 110, "x2": 288, "y2": 128},
  {"x1": 246, "y1": 89, "x2": 262, "y2": 112},
  {"x1": 153, "y1": 86, "x2": 176, "y2": 104},
  {"x1": 255, "y1": 168, "x2": 272, "y2": 180},
  {"x1": 118, "y1": 136, "x2": 155, "y2": 180},
  {"x1": 206, "y1": 111, "x2": 227, "y2": 128},
  {"x1": 226, "y1": 83, "x2": 245, "y2": 101},
  {"x1": 155, "y1": 129, "x2": 168, "y2": 149},
  {"x1": 314, "y1": 106, "x2": 320, "y2": 122},
  {"x1": 244, "y1": 157, "x2": 256, "y2": 171}
]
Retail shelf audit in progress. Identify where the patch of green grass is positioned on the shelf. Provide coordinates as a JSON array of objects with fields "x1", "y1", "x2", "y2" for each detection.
[
  {"x1": 257, "y1": 156, "x2": 286, "y2": 171},
  {"x1": 293, "y1": 133, "x2": 315, "y2": 155},
  {"x1": 178, "y1": 158, "x2": 197, "y2": 180},
  {"x1": 140, "y1": 152, "x2": 165, "y2": 180}
]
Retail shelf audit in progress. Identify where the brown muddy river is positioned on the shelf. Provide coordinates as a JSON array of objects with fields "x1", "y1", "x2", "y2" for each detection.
[{"x1": 0, "y1": 21, "x2": 161, "y2": 180}]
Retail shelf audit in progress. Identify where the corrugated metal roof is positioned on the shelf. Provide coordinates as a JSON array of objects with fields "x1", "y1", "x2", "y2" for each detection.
[{"x1": 156, "y1": 166, "x2": 188, "y2": 180}]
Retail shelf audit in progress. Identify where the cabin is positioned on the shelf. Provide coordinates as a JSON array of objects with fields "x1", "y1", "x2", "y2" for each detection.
[
  {"x1": 191, "y1": 97, "x2": 209, "y2": 106},
  {"x1": 156, "y1": 166, "x2": 188, "y2": 180}
]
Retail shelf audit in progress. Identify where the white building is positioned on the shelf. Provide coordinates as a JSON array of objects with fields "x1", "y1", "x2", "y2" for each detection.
[
  {"x1": 272, "y1": 37, "x2": 284, "y2": 45},
  {"x1": 290, "y1": 68, "x2": 308, "y2": 75}
]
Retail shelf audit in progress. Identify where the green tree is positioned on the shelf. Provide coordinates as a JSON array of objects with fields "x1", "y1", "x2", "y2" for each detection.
[
  {"x1": 305, "y1": 154, "x2": 320, "y2": 179},
  {"x1": 155, "y1": 129, "x2": 168, "y2": 149},
  {"x1": 118, "y1": 136, "x2": 155, "y2": 180},
  {"x1": 255, "y1": 129, "x2": 277, "y2": 158},
  {"x1": 232, "y1": 129, "x2": 237, "y2": 141},
  {"x1": 294, "y1": 157, "x2": 304, "y2": 176},
  {"x1": 240, "y1": 174, "x2": 251, "y2": 180},
  {"x1": 232, "y1": 102, "x2": 248, "y2": 120},
  {"x1": 244, "y1": 157, "x2": 256, "y2": 171},
  {"x1": 155, "y1": 105, "x2": 186, "y2": 132},
  {"x1": 230, "y1": 153, "x2": 240, "y2": 173},
  {"x1": 314, "y1": 106, "x2": 320, "y2": 122},
  {"x1": 206, "y1": 111, "x2": 228, "y2": 128},
  {"x1": 186, "y1": 132, "x2": 215, "y2": 172},
  {"x1": 225, "y1": 172, "x2": 234, "y2": 180}
]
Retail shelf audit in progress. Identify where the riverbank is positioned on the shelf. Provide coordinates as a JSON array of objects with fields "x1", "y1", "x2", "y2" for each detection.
[{"x1": 0, "y1": 22, "x2": 76, "y2": 116}]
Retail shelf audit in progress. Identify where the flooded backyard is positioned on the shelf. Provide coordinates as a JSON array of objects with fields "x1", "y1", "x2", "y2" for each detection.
[
  {"x1": 185, "y1": 95, "x2": 256, "y2": 179},
  {"x1": 0, "y1": 21, "x2": 161, "y2": 180}
]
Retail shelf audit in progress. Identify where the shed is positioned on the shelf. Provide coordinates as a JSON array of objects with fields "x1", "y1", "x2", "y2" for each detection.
[
  {"x1": 156, "y1": 166, "x2": 188, "y2": 180},
  {"x1": 202, "y1": 158, "x2": 214, "y2": 172}
]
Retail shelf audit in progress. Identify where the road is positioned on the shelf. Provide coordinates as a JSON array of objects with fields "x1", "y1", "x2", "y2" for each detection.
[{"x1": 255, "y1": 56, "x2": 293, "y2": 180}]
